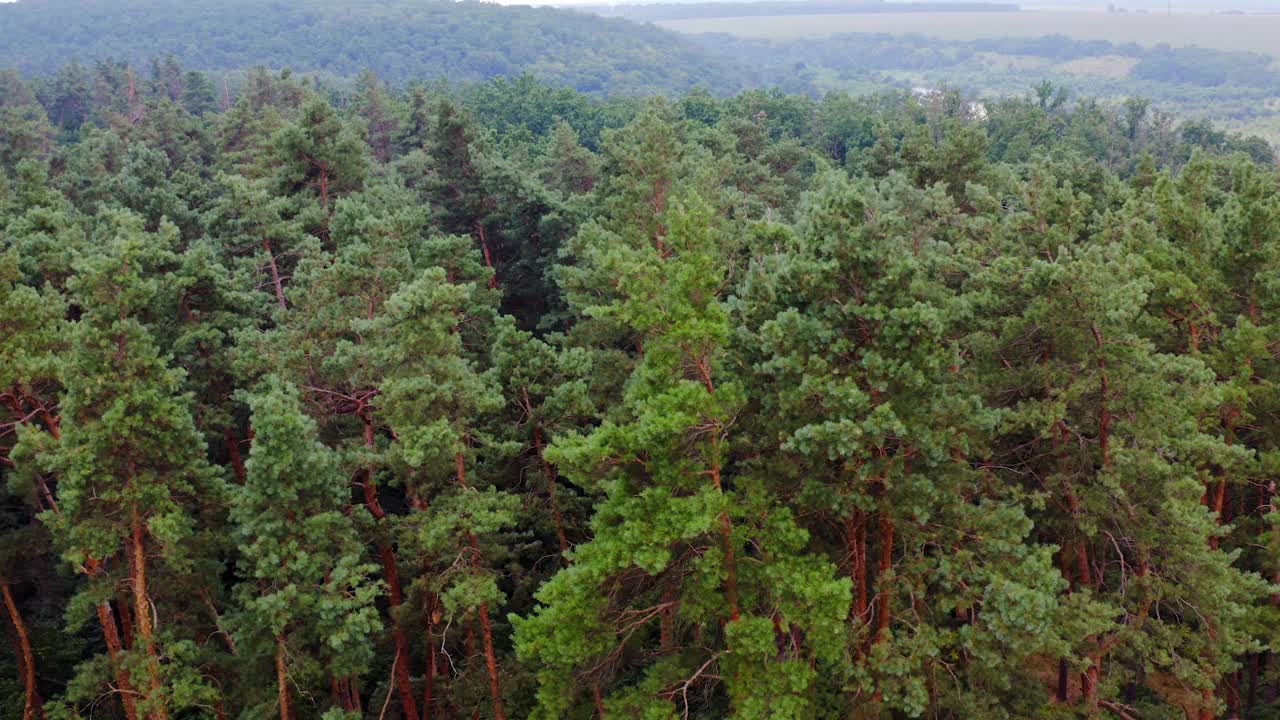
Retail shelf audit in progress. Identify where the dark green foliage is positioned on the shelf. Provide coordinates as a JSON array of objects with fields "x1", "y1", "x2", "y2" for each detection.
[
  {"x1": 1, "y1": 56, "x2": 1279, "y2": 720},
  {"x1": 0, "y1": 0, "x2": 753, "y2": 97}
]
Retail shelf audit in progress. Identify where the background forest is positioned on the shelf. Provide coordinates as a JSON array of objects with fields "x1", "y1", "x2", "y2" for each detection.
[
  {"x1": 7, "y1": 0, "x2": 1280, "y2": 141},
  {"x1": 1, "y1": 28, "x2": 1280, "y2": 720}
]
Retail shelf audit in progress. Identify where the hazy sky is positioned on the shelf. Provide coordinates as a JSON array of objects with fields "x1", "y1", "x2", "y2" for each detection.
[{"x1": 4, "y1": 0, "x2": 1279, "y2": 9}]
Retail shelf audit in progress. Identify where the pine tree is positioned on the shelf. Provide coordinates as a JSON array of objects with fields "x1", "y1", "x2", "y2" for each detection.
[
  {"x1": 738, "y1": 172, "x2": 1071, "y2": 717},
  {"x1": 231, "y1": 377, "x2": 381, "y2": 720},
  {"x1": 270, "y1": 98, "x2": 368, "y2": 218},
  {"x1": 972, "y1": 166, "x2": 1272, "y2": 716},
  {"x1": 517, "y1": 195, "x2": 850, "y2": 719},
  {"x1": 370, "y1": 246, "x2": 516, "y2": 720},
  {"x1": 491, "y1": 320, "x2": 595, "y2": 560},
  {"x1": 355, "y1": 70, "x2": 398, "y2": 164},
  {"x1": 20, "y1": 210, "x2": 224, "y2": 720}
]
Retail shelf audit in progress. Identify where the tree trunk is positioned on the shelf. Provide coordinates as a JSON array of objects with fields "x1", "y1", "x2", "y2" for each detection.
[
  {"x1": 117, "y1": 592, "x2": 135, "y2": 649},
  {"x1": 328, "y1": 676, "x2": 361, "y2": 714},
  {"x1": 847, "y1": 508, "x2": 868, "y2": 622},
  {"x1": 1, "y1": 578, "x2": 43, "y2": 720},
  {"x1": 1057, "y1": 545, "x2": 1073, "y2": 703},
  {"x1": 1197, "y1": 688, "x2": 1214, "y2": 720},
  {"x1": 423, "y1": 605, "x2": 438, "y2": 720},
  {"x1": 1209, "y1": 477, "x2": 1227, "y2": 550},
  {"x1": 1078, "y1": 542, "x2": 1099, "y2": 714},
  {"x1": 224, "y1": 426, "x2": 247, "y2": 483},
  {"x1": 714, "y1": 465, "x2": 740, "y2": 623},
  {"x1": 532, "y1": 425, "x2": 570, "y2": 557},
  {"x1": 380, "y1": 545, "x2": 419, "y2": 720},
  {"x1": 593, "y1": 684, "x2": 607, "y2": 718},
  {"x1": 476, "y1": 603, "x2": 506, "y2": 720},
  {"x1": 130, "y1": 510, "x2": 168, "y2": 720},
  {"x1": 262, "y1": 238, "x2": 288, "y2": 310},
  {"x1": 874, "y1": 505, "x2": 894, "y2": 643},
  {"x1": 362, "y1": 416, "x2": 420, "y2": 720},
  {"x1": 1081, "y1": 659, "x2": 1099, "y2": 714},
  {"x1": 95, "y1": 599, "x2": 140, "y2": 720},
  {"x1": 694, "y1": 359, "x2": 739, "y2": 623},
  {"x1": 454, "y1": 451, "x2": 506, "y2": 720},
  {"x1": 275, "y1": 636, "x2": 292, "y2": 720},
  {"x1": 1057, "y1": 659, "x2": 1070, "y2": 703},
  {"x1": 475, "y1": 223, "x2": 499, "y2": 290}
]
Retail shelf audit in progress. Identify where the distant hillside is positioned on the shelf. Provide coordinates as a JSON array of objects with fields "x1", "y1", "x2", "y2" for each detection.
[{"x1": 0, "y1": 0, "x2": 755, "y2": 95}]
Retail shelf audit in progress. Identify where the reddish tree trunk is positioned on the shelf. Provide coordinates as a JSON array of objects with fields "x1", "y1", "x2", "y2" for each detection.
[
  {"x1": 695, "y1": 359, "x2": 739, "y2": 623},
  {"x1": 130, "y1": 511, "x2": 168, "y2": 720},
  {"x1": 262, "y1": 238, "x2": 288, "y2": 310},
  {"x1": 1057, "y1": 659, "x2": 1070, "y2": 703},
  {"x1": 328, "y1": 677, "x2": 356, "y2": 712},
  {"x1": 224, "y1": 426, "x2": 247, "y2": 483},
  {"x1": 1209, "y1": 478, "x2": 1227, "y2": 550},
  {"x1": 455, "y1": 451, "x2": 506, "y2": 720},
  {"x1": 380, "y1": 545, "x2": 419, "y2": 720},
  {"x1": 1081, "y1": 660, "x2": 1100, "y2": 712},
  {"x1": 338, "y1": 676, "x2": 361, "y2": 714},
  {"x1": 847, "y1": 509, "x2": 868, "y2": 621},
  {"x1": 95, "y1": 600, "x2": 140, "y2": 720},
  {"x1": 476, "y1": 603, "x2": 506, "y2": 720},
  {"x1": 1198, "y1": 688, "x2": 1214, "y2": 720},
  {"x1": 1, "y1": 579, "x2": 43, "y2": 720},
  {"x1": 330, "y1": 677, "x2": 345, "y2": 709},
  {"x1": 362, "y1": 417, "x2": 420, "y2": 720},
  {"x1": 1208, "y1": 413, "x2": 1239, "y2": 551},
  {"x1": 475, "y1": 223, "x2": 499, "y2": 289},
  {"x1": 1077, "y1": 539, "x2": 1099, "y2": 712},
  {"x1": 593, "y1": 684, "x2": 607, "y2": 718},
  {"x1": 117, "y1": 593, "x2": 135, "y2": 649},
  {"x1": 352, "y1": 678, "x2": 363, "y2": 713},
  {"x1": 39, "y1": 410, "x2": 60, "y2": 441},
  {"x1": 423, "y1": 606, "x2": 438, "y2": 720},
  {"x1": 275, "y1": 636, "x2": 292, "y2": 720}
]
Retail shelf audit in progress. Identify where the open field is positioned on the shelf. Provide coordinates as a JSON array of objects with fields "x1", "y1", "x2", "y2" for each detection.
[{"x1": 659, "y1": 10, "x2": 1280, "y2": 57}]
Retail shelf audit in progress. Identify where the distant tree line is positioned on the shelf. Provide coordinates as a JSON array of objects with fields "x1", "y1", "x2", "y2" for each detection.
[{"x1": 587, "y1": 0, "x2": 1018, "y2": 24}]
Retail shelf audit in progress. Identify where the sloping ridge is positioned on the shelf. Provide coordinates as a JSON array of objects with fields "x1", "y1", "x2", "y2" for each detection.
[{"x1": 0, "y1": 0, "x2": 757, "y2": 95}]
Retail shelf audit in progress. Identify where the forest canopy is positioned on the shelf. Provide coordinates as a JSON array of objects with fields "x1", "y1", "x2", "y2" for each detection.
[
  {"x1": 1, "y1": 30, "x2": 1280, "y2": 720},
  {"x1": 0, "y1": 0, "x2": 752, "y2": 95}
]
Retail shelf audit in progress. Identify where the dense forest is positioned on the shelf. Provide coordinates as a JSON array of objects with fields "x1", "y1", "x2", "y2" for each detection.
[
  {"x1": 0, "y1": 0, "x2": 751, "y2": 95},
  {"x1": 2, "y1": 48, "x2": 1280, "y2": 720}
]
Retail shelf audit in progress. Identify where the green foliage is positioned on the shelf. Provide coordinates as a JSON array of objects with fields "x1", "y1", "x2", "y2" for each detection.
[
  {"x1": 1, "y1": 57, "x2": 1278, "y2": 720},
  {"x1": 232, "y1": 378, "x2": 381, "y2": 713},
  {"x1": 0, "y1": 0, "x2": 754, "y2": 97}
]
